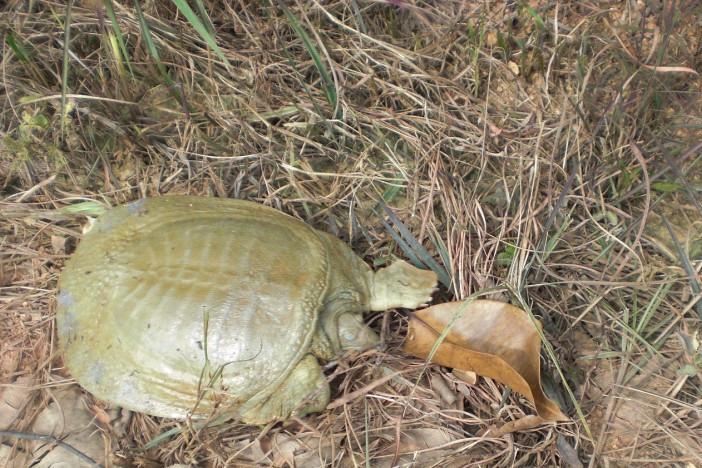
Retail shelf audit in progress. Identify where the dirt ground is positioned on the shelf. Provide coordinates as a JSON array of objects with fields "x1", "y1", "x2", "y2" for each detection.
[{"x1": 1, "y1": 0, "x2": 701, "y2": 467}]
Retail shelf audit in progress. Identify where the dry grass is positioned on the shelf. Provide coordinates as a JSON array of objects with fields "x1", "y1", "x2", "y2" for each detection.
[{"x1": 1, "y1": 0, "x2": 701, "y2": 466}]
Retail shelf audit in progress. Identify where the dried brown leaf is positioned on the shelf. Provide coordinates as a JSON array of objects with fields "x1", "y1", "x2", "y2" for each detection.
[
  {"x1": 269, "y1": 434, "x2": 340, "y2": 468},
  {"x1": 0, "y1": 375, "x2": 35, "y2": 430},
  {"x1": 392, "y1": 427, "x2": 453, "y2": 453},
  {"x1": 0, "y1": 444, "x2": 28, "y2": 468},
  {"x1": 452, "y1": 369, "x2": 477, "y2": 385},
  {"x1": 402, "y1": 300, "x2": 568, "y2": 421},
  {"x1": 375, "y1": 428, "x2": 463, "y2": 468},
  {"x1": 271, "y1": 433, "x2": 299, "y2": 467},
  {"x1": 556, "y1": 434, "x2": 584, "y2": 468},
  {"x1": 430, "y1": 374, "x2": 456, "y2": 406},
  {"x1": 90, "y1": 405, "x2": 111, "y2": 426},
  {"x1": 480, "y1": 415, "x2": 546, "y2": 438},
  {"x1": 51, "y1": 235, "x2": 67, "y2": 254}
]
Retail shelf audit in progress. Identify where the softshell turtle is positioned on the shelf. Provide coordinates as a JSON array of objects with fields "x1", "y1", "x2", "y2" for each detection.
[{"x1": 56, "y1": 196, "x2": 437, "y2": 423}]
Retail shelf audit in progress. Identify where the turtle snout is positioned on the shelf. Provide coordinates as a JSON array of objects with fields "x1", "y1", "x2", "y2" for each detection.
[{"x1": 338, "y1": 313, "x2": 379, "y2": 351}]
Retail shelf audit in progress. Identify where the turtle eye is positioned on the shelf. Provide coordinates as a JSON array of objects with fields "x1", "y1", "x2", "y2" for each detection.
[{"x1": 341, "y1": 329, "x2": 358, "y2": 342}]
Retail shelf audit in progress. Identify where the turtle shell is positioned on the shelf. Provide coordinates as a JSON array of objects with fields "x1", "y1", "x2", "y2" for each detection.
[{"x1": 56, "y1": 196, "x2": 330, "y2": 419}]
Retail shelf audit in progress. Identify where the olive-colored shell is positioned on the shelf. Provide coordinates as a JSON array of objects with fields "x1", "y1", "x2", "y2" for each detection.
[{"x1": 57, "y1": 196, "x2": 329, "y2": 419}]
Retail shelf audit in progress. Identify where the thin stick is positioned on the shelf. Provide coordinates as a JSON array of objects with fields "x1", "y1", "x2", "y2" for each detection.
[{"x1": 0, "y1": 430, "x2": 104, "y2": 468}]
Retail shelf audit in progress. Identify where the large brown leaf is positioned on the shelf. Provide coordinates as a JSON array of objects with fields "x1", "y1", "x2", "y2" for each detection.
[{"x1": 402, "y1": 299, "x2": 568, "y2": 422}]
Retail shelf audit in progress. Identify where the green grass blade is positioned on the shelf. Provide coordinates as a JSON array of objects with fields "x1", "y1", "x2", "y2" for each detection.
[
  {"x1": 374, "y1": 212, "x2": 426, "y2": 269},
  {"x1": 6, "y1": 31, "x2": 30, "y2": 61},
  {"x1": 132, "y1": 0, "x2": 174, "y2": 87},
  {"x1": 524, "y1": 5, "x2": 546, "y2": 29},
  {"x1": 520, "y1": 168, "x2": 578, "y2": 290},
  {"x1": 170, "y1": 0, "x2": 230, "y2": 66},
  {"x1": 429, "y1": 231, "x2": 452, "y2": 284},
  {"x1": 61, "y1": 201, "x2": 107, "y2": 216},
  {"x1": 102, "y1": 0, "x2": 134, "y2": 76},
  {"x1": 193, "y1": 0, "x2": 215, "y2": 35},
  {"x1": 280, "y1": 5, "x2": 339, "y2": 119},
  {"x1": 634, "y1": 282, "x2": 672, "y2": 335},
  {"x1": 376, "y1": 199, "x2": 452, "y2": 288},
  {"x1": 509, "y1": 286, "x2": 593, "y2": 442},
  {"x1": 138, "y1": 414, "x2": 230, "y2": 450},
  {"x1": 543, "y1": 206, "x2": 575, "y2": 260},
  {"x1": 662, "y1": 150, "x2": 702, "y2": 214},
  {"x1": 661, "y1": 215, "x2": 702, "y2": 320},
  {"x1": 378, "y1": 172, "x2": 404, "y2": 204},
  {"x1": 618, "y1": 142, "x2": 702, "y2": 203},
  {"x1": 60, "y1": 0, "x2": 73, "y2": 131},
  {"x1": 276, "y1": 29, "x2": 326, "y2": 120}
]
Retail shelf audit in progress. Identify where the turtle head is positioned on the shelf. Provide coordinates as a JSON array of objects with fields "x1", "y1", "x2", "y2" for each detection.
[
  {"x1": 369, "y1": 260, "x2": 437, "y2": 311},
  {"x1": 337, "y1": 313, "x2": 379, "y2": 351}
]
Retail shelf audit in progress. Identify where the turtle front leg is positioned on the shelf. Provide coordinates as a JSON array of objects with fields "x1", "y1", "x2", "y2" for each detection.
[
  {"x1": 238, "y1": 354, "x2": 329, "y2": 424},
  {"x1": 368, "y1": 260, "x2": 438, "y2": 311}
]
